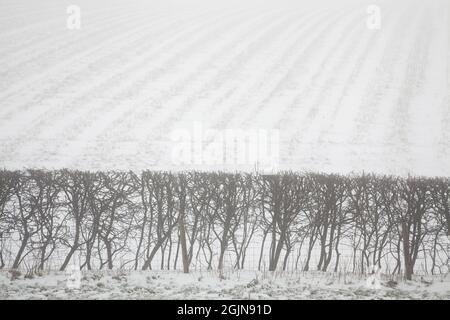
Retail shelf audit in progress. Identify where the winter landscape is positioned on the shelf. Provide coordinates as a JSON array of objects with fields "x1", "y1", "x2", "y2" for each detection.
[
  {"x1": 0, "y1": 0, "x2": 449, "y2": 300},
  {"x1": 1, "y1": 269, "x2": 449, "y2": 300}
]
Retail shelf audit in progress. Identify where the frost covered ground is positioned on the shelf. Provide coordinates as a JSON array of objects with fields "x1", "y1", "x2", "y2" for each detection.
[
  {"x1": 0, "y1": 0, "x2": 449, "y2": 176},
  {"x1": 1, "y1": 269, "x2": 449, "y2": 300}
]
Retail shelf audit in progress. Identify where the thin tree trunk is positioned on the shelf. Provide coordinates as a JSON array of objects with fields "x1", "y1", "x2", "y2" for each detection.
[{"x1": 179, "y1": 216, "x2": 189, "y2": 273}]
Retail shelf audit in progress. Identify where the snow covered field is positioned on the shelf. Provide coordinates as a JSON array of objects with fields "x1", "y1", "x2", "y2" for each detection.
[
  {"x1": 1, "y1": 269, "x2": 449, "y2": 300},
  {"x1": 0, "y1": 0, "x2": 449, "y2": 175},
  {"x1": 1, "y1": 0, "x2": 449, "y2": 301}
]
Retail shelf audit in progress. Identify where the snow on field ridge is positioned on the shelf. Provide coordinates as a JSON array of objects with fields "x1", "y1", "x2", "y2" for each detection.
[{"x1": 0, "y1": 0, "x2": 449, "y2": 176}]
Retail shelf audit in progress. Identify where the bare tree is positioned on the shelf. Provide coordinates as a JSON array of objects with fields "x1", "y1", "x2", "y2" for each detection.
[
  {"x1": 0, "y1": 171, "x2": 19, "y2": 269},
  {"x1": 29, "y1": 170, "x2": 62, "y2": 270},
  {"x1": 348, "y1": 175, "x2": 393, "y2": 273},
  {"x1": 258, "y1": 173, "x2": 310, "y2": 271},
  {"x1": 57, "y1": 170, "x2": 91, "y2": 271},
  {"x1": 308, "y1": 174, "x2": 348, "y2": 272},
  {"x1": 207, "y1": 173, "x2": 249, "y2": 271},
  {"x1": 391, "y1": 177, "x2": 432, "y2": 280},
  {"x1": 431, "y1": 178, "x2": 450, "y2": 236},
  {"x1": 141, "y1": 172, "x2": 179, "y2": 270}
]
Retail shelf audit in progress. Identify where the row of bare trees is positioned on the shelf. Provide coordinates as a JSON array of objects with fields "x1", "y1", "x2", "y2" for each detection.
[{"x1": 0, "y1": 170, "x2": 448, "y2": 279}]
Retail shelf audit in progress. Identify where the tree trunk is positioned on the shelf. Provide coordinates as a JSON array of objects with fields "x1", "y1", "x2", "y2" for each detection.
[
  {"x1": 60, "y1": 231, "x2": 79, "y2": 271},
  {"x1": 12, "y1": 233, "x2": 29, "y2": 269},
  {"x1": 282, "y1": 247, "x2": 291, "y2": 271},
  {"x1": 105, "y1": 241, "x2": 113, "y2": 269},
  {"x1": 179, "y1": 217, "x2": 189, "y2": 273},
  {"x1": 401, "y1": 223, "x2": 413, "y2": 280},
  {"x1": 269, "y1": 232, "x2": 285, "y2": 271}
]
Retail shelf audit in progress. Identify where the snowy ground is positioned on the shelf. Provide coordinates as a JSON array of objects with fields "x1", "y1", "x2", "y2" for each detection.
[
  {"x1": 1, "y1": 269, "x2": 449, "y2": 300},
  {"x1": 0, "y1": 0, "x2": 449, "y2": 176}
]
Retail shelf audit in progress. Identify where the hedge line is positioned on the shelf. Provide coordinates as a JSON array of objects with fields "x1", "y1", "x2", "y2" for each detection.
[{"x1": 0, "y1": 170, "x2": 449, "y2": 278}]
